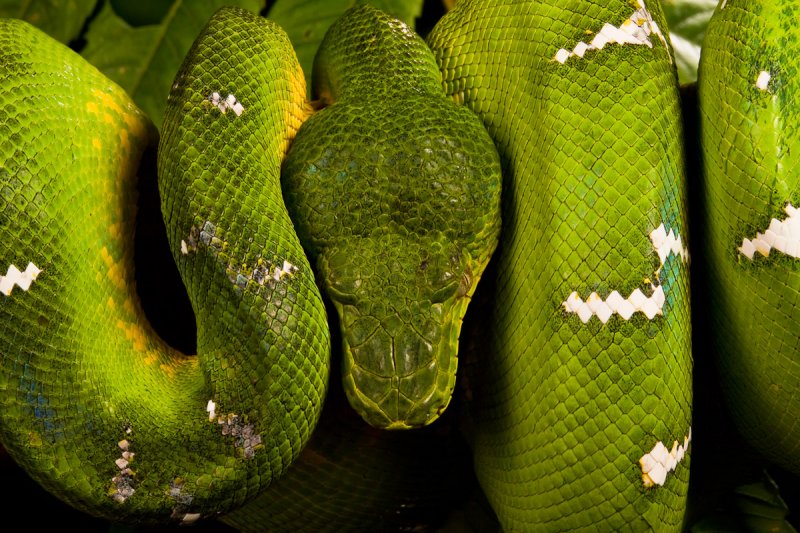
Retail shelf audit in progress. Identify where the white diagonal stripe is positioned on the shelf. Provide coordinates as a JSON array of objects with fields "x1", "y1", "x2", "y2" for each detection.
[
  {"x1": 739, "y1": 203, "x2": 800, "y2": 260},
  {"x1": 640, "y1": 428, "x2": 692, "y2": 488},
  {"x1": 208, "y1": 92, "x2": 245, "y2": 116},
  {"x1": 650, "y1": 223, "x2": 689, "y2": 270},
  {"x1": 553, "y1": 0, "x2": 672, "y2": 64},
  {"x1": 0, "y1": 262, "x2": 41, "y2": 296}
]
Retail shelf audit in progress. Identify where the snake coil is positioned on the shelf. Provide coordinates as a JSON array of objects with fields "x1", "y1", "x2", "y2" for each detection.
[{"x1": 1, "y1": 0, "x2": 798, "y2": 531}]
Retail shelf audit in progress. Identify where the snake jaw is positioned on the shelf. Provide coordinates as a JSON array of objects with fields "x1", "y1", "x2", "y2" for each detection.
[
  {"x1": 311, "y1": 227, "x2": 494, "y2": 430},
  {"x1": 337, "y1": 299, "x2": 461, "y2": 430}
]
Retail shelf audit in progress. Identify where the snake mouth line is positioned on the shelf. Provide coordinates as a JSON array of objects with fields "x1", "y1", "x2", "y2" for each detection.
[{"x1": 341, "y1": 316, "x2": 458, "y2": 429}]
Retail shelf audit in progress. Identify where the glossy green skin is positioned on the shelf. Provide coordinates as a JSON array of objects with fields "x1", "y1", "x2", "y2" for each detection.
[
  {"x1": 1, "y1": 1, "x2": 697, "y2": 530},
  {"x1": 428, "y1": 0, "x2": 692, "y2": 529},
  {"x1": 282, "y1": 6, "x2": 502, "y2": 429},
  {"x1": 699, "y1": 0, "x2": 800, "y2": 475},
  {"x1": 0, "y1": 9, "x2": 329, "y2": 523}
]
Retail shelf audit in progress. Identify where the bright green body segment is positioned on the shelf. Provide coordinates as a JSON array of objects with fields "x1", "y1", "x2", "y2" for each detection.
[
  {"x1": 0, "y1": 1, "x2": 707, "y2": 529},
  {"x1": 282, "y1": 6, "x2": 502, "y2": 429},
  {"x1": 428, "y1": 0, "x2": 692, "y2": 529},
  {"x1": 0, "y1": 8, "x2": 329, "y2": 524},
  {"x1": 699, "y1": 0, "x2": 800, "y2": 474}
]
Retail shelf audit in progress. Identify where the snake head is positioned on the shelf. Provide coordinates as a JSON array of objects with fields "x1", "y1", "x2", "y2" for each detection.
[
  {"x1": 318, "y1": 235, "x2": 475, "y2": 429},
  {"x1": 280, "y1": 4, "x2": 502, "y2": 429},
  {"x1": 281, "y1": 101, "x2": 501, "y2": 430}
]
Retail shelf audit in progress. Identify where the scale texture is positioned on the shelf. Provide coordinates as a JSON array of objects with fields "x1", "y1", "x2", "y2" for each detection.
[
  {"x1": 428, "y1": 0, "x2": 692, "y2": 530},
  {"x1": 220, "y1": 380, "x2": 473, "y2": 532},
  {"x1": 282, "y1": 6, "x2": 502, "y2": 430},
  {"x1": 0, "y1": 9, "x2": 329, "y2": 523},
  {"x1": 0, "y1": 0, "x2": 703, "y2": 529},
  {"x1": 699, "y1": 0, "x2": 800, "y2": 474}
]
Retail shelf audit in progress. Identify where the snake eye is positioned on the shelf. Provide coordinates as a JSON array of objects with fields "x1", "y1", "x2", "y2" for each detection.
[
  {"x1": 421, "y1": 246, "x2": 465, "y2": 304},
  {"x1": 320, "y1": 247, "x2": 362, "y2": 305},
  {"x1": 427, "y1": 264, "x2": 459, "y2": 304}
]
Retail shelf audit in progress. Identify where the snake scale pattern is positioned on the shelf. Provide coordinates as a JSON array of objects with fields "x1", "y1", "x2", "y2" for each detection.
[
  {"x1": 0, "y1": 0, "x2": 797, "y2": 530},
  {"x1": 428, "y1": 1, "x2": 691, "y2": 529},
  {"x1": 699, "y1": 0, "x2": 800, "y2": 476}
]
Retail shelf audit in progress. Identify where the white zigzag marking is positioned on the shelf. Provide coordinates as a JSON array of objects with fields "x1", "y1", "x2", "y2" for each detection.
[
  {"x1": 650, "y1": 223, "x2": 689, "y2": 273},
  {"x1": 562, "y1": 224, "x2": 688, "y2": 323},
  {"x1": 639, "y1": 428, "x2": 692, "y2": 488},
  {"x1": 111, "y1": 438, "x2": 136, "y2": 503},
  {"x1": 739, "y1": 203, "x2": 800, "y2": 260},
  {"x1": 563, "y1": 286, "x2": 665, "y2": 323},
  {"x1": 272, "y1": 260, "x2": 297, "y2": 281},
  {"x1": 553, "y1": 0, "x2": 672, "y2": 64},
  {"x1": 756, "y1": 70, "x2": 771, "y2": 91},
  {"x1": 208, "y1": 92, "x2": 244, "y2": 116},
  {"x1": 0, "y1": 262, "x2": 41, "y2": 296}
]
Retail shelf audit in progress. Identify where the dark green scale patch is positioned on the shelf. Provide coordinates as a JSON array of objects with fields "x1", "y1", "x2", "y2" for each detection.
[{"x1": 282, "y1": 5, "x2": 501, "y2": 429}]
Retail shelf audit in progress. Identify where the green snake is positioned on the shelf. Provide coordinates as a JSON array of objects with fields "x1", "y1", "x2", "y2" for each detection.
[
  {"x1": 698, "y1": 0, "x2": 800, "y2": 477},
  {"x1": 0, "y1": 7, "x2": 331, "y2": 523},
  {"x1": 0, "y1": 0, "x2": 795, "y2": 530},
  {"x1": 429, "y1": 1, "x2": 690, "y2": 529}
]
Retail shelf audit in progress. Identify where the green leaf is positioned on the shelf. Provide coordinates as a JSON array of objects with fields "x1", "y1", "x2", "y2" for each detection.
[
  {"x1": 661, "y1": 0, "x2": 716, "y2": 85},
  {"x1": 81, "y1": 0, "x2": 263, "y2": 130},
  {"x1": 268, "y1": 0, "x2": 424, "y2": 96},
  {"x1": 0, "y1": 0, "x2": 97, "y2": 43},
  {"x1": 109, "y1": 0, "x2": 172, "y2": 27}
]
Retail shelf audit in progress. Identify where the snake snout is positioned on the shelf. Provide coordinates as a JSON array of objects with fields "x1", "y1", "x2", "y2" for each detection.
[
  {"x1": 315, "y1": 236, "x2": 475, "y2": 429},
  {"x1": 338, "y1": 303, "x2": 458, "y2": 430}
]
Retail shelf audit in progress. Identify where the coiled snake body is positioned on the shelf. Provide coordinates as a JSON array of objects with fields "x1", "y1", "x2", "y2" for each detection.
[
  {"x1": 0, "y1": 8, "x2": 330, "y2": 522},
  {"x1": 699, "y1": 0, "x2": 800, "y2": 476},
  {"x1": 0, "y1": 0, "x2": 795, "y2": 530},
  {"x1": 429, "y1": 1, "x2": 691, "y2": 529}
]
